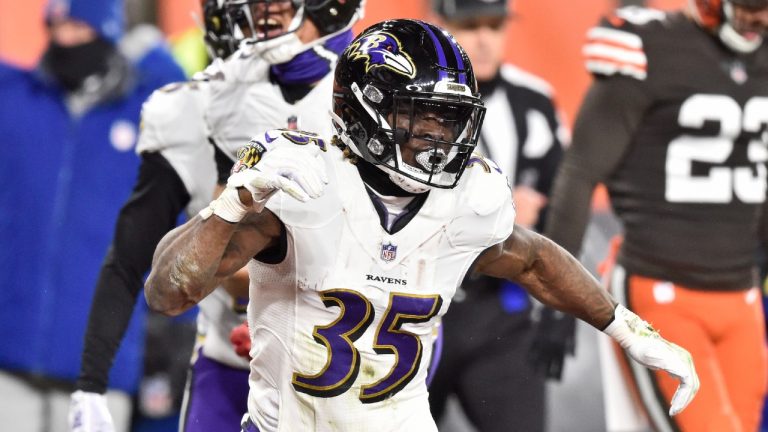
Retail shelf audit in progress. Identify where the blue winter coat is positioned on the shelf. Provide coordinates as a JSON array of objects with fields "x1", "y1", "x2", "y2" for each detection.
[{"x1": 0, "y1": 37, "x2": 185, "y2": 394}]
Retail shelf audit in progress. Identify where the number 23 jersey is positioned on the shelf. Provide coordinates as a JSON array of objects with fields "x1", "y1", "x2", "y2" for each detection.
[
  {"x1": 243, "y1": 132, "x2": 515, "y2": 431},
  {"x1": 584, "y1": 8, "x2": 768, "y2": 289}
]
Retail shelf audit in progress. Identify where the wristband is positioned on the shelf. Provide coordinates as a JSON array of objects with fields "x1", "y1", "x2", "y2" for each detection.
[
  {"x1": 602, "y1": 304, "x2": 658, "y2": 348},
  {"x1": 199, "y1": 187, "x2": 249, "y2": 223}
]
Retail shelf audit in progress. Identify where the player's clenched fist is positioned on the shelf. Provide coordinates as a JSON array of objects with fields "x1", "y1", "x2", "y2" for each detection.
[
  {"x1": 229, "y1": 142, "x2": 328, "y2": 205},
  {"x1": 604, "y1": 305, "x2": 700, "y2": 416},
  {"x1": 200, "y1": 130, "x2": 329, "y2": 223}
]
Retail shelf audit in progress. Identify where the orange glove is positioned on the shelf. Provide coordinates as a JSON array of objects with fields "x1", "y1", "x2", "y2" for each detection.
[{"x1": 229, "y1": 321, "x2": 252, "y2": 360}]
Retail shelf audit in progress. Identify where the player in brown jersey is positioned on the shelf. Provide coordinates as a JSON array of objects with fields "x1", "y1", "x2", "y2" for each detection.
[{"x1": 545, "y1": 2, "x2": 768, "y2": 432}]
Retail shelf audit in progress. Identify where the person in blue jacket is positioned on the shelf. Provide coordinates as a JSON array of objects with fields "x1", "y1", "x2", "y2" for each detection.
[{"x1": 0, "y1": 0, "x2": 185, "y2": 431}]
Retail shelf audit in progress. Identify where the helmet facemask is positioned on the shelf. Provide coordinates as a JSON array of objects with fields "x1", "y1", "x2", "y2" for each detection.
[
  {"x1": 720, "y1": 0, "x2": 768, "y2": 53},
  {"x1": 224, "y1": 0, "x2": 309, "y2": 63},
  {"x1": 225, "y1": 0, "x2": 304, "y2": 43},
  {"x1": 333, "y1": 80, "x2": 486, "y2": 193},
  {"x1": 223, "y1": 0, "x2": 363, "y2": 64},
  {"x1": 690, "y1": 0, "x2": 768, "y2": 53}
]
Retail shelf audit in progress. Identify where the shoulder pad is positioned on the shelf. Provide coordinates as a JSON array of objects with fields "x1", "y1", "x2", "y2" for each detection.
[
  {"x1": 190, "y1": 57, "x2": 227, "y2": 82},
  {"x1": 462, "y1": 155, "x2": 512, "y2": 216},
  {"x1": 583, "y1": 7, "x2": 666, "y2": 80},
  {"x1": 447, "y1": 154, "x2": 515, "y2": 250},
  {"x1": 135, "y1": 81, "x2": 210, "y2": 155}
]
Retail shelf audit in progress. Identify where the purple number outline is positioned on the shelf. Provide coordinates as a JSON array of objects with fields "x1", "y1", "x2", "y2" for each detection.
[
  {"x1": 277, "y1": 129, "x2": 327, "y2": 150},
  {"x1": 360, "y1": 293, "x2": 443, "y2": 403},
  {"x1": 291, "y1": 289, "x2": 374, "y2": 397},
  {"x1": 291, "y1": 290, "x2": 443, "y2": 402}
]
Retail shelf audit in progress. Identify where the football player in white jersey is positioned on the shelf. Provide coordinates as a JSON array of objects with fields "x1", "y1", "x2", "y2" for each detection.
[
  {"x1": 70, "y1": 1, "x2": 364, "y2": 431},
  {"x1": 146, "y1": 20, "x2": 699, "y2": 432}
]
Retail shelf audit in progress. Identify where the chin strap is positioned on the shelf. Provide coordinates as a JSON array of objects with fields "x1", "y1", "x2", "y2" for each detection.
[
  {"x1": 241, "y1": 32, "x2": 305, "y2": 65},
  {"x1": 719, "y1": 23, "x2": 763, "y2": 53},
  {"x1": 244, "y1": 26, "x2": 353, "y2": 67},
  {"x1": 719, "y1": 2, "x2": 763, "y2": 53},
  {"x1": 380, "y1": 165, "x2": 432, "y2": 194},
  {"x1": 388, "y1": 174, "x2": 431, "y2": 194}
]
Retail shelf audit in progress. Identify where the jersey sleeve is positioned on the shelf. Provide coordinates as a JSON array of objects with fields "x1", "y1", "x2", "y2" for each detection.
[
  {"x1": 583, "y1": 7, "x2": 666, "y2": 81},
  {"x1": 136, "y1": 80, "x2": 217, "y2": 215},
  {"x1": 447, "y1": 157, "x2": 516, "y2": 251}
]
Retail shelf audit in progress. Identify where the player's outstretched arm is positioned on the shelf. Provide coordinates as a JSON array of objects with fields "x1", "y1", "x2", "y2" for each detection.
[
  {"x1": 475, "y1": 226, "x2": 699, "y2": 415},
  {"x1": 476, "y1": 226, "x2": 615, "y2": 327}
]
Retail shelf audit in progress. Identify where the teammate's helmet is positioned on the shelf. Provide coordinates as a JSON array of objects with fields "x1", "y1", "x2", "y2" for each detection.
[
  {"x1": 223, "y1": 0, "x2": 364, "y2": 63},
  {"x1": 331, "y1": 20, "x2": 486, "y2": 193},
  {"x1": 202, "y1": 0, "x2": 239, "y2": 59},
  {"x1": 689, "y1": 0, "x2": 768, "y2": 52}
]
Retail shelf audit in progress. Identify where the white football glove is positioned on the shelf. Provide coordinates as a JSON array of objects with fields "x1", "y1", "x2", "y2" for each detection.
[
  {"x1": 68, "y1": 390, "x2": 115, "y2": 432},
  {"x1": 603, "y1": 305, "x2": 699, "y2": 416},
  {"x1": 200, "y1": 143, "x2": 328, "y2": 223}
]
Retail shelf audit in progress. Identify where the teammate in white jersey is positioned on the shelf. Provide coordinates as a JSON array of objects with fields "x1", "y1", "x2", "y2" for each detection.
[
  {"x1": 70, "y1": 1, "x2": 364, "y2": 431},
  {"x1": 146, "y1": 20, "x2": 699, "y2": 432}
]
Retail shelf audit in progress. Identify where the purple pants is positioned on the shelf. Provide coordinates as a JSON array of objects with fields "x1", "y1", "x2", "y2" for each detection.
[
  {"x1": 241, "y1": 416, "x2": 261, "y2": 432},
  {"x1": 181, "y1": 350, "x2": 250, "y2": 432}
]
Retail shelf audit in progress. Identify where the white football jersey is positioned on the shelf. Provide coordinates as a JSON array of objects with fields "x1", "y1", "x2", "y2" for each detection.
[
  {"x1": 206, "y1": 48, "x2": 336, "y2": 159},
  {"x1": 136, "y1": 68, "x2": 217, "y2": 217},
  {"x1": 201, "y1": 50, "x2": 337, "y2": 368},
  {"x1": 136, "y1": 59, "x2": 253, "y2": 369},
  {"x1": 245, "y1": 133, "x2": 515, "y2": 431},
  {"x1": 137, "y1": 49, "x2": 339, "y2": 369}
]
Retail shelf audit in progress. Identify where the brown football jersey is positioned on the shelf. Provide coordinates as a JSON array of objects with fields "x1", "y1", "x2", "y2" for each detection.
[{"x1": 583, "y1": 9, "x2": 768, "y2": 289}]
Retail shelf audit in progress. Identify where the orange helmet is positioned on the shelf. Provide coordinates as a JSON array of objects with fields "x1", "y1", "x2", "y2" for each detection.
[
  {"x1": 689, "y1": 0, "x2": 768, "y2": 52},
  {"x1": 689, "y1": 0, "x2": 723, "y2": 30}
]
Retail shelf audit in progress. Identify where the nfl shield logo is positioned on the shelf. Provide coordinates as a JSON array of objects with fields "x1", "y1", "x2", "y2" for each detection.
[
  {"x1": 728, "y1": 60, "x2": 748, "y2": 84},
  {"x1": 380, "y1": 242, "x2": 397, "y2": 262},
  {"x1": 286, "y1": 115, "x2": 298, "y2": 130}
]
